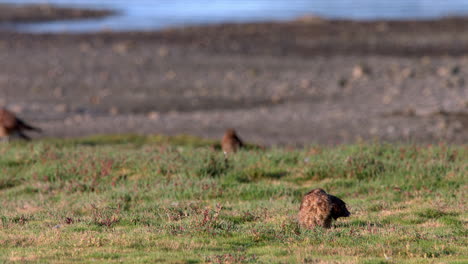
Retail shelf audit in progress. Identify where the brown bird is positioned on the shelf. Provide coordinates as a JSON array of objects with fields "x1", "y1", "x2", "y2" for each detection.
[
  {"x1": 298, "y1": 188, "x2": 350, "y2": 229},
  {"x1": 0, "y1": 108, "x2": 42, "y2": 141},
  {"x1": 221, "y1": 128, "x2": 243, "y2": 155}
]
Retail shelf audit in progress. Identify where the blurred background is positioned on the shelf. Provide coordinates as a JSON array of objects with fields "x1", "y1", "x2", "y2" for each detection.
[
  {"x1": 2, "y1": 0, "x2": 468, "y2": 32},
  {"x1": 0, "y1": 0, "x2": 467, "y2": 145}
]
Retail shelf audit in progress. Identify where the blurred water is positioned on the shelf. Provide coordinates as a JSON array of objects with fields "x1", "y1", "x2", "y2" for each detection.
[{"x1": 2, "y1": 0, "x2": 468, "y2": 32}]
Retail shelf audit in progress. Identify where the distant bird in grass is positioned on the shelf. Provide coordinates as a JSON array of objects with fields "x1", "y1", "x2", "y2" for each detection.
[
  {"x1": 298, "y1": 188, "x2": 350, "y2": 229},
  {"x1": 0, "y1": 108, "x2": 42, "y2": 141},
  {"x1": 221, "y1": 128, "x2": 244, "y2": 155}
]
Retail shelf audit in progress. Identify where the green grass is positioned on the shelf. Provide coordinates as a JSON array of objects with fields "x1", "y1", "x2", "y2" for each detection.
[{"x1": 0, "y1": 135, "x2": 466, "y2": 263}]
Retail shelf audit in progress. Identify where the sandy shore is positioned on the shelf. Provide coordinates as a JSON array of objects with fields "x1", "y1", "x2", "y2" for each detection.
[{"x1": 0, "y1": 15, "x2": 467, "y2": 146}]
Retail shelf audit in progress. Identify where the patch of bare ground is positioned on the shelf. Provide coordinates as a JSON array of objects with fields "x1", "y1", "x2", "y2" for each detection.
[{"x1": 0, "y1": 16, "x2": 467, "y2": 145}]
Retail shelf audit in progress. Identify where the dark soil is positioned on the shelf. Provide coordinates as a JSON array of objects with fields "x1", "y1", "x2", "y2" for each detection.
[{"x1": 1, "y1": 14, "x2": 467, "y2": 146}]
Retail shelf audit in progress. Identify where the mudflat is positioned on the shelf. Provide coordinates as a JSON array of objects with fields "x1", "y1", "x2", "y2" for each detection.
[
  {"x1": 0, "y1": 4, "x2": 114, "y2": 23},
  {"x1": 1, "y1": 14, "x2": 467, "y2": 145}
]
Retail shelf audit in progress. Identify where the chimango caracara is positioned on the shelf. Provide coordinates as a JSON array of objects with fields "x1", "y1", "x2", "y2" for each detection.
[
  {"x1": 298, "y1": 188, "x2": 350, "y2": 229},
  {"x1": 221, "y1": 128, "x2": 243, "y2": 155},
  {"x1": 0, "y1": 108, "x2": 42, "y2": 141}
]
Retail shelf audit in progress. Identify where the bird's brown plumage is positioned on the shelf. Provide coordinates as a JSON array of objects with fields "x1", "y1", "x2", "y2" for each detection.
[
  {"x1": 298, "y1": 188, "x2": 350, "y2": 229},
  {"x1": 221, "y1": 128, "x2": 243, "y2": 154},
  {"x1": 0, "y1": 108, "x2": 42, "y2": 140}
]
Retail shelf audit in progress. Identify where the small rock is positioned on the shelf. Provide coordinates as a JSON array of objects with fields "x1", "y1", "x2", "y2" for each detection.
[
  {"x1": 148, "y1": 111, "x2": 160, "y2": 120},
  {"x1": 338, "y1": 78, "x2": 348, "y2": 88},
  {"x1": 306, "y1": 87, "x2": 318, "y2": 95},
  {"x1": 99, "y1": 72, "x2": 109, "y2": 81},
  {"x1": 437, "y1": 120, "x2": 447, "y2": 130},
  {"x1": 401, "y1": 68, "x2": 414, "y2": 79},
  {"x1": 54, "y1": 104, "x2": 67, "y2": 113},
  {"x1": 79, "y1": 42, "x2": 91, "y2": 53},
  {"x1": 403, "y1": 128, "x2": 411, "y2": 137},
  {"x1": 271, "y1": 94, "x2": 282, "y2": 104},
  {"x1": 382, "y1": 95, "x2": 392, "y2": 104},
  {"x1": 165, "y1": 71, "x2": 177, "y2": 80},
  {"x1": 73, "y1": 115, "x2": 84, "y2": 122},
  {"x1": 194, "y1": 80, "x2": 205, "y2": 88},
  {"x1": 300, "y1": 79, "x2": 311, "y2": 89},
  {"x1": 224, "y1": 71, "x2": 235, "y2": 81},
  {"x1": 53, "y1": 87, "x2": 63, "y2": 98},
  {"x1": 423, "y1": 88, "x2": 432, "y2": 96},
  {"x1": 89, "y1": 96, "x2": 100, "y2": 105},
  {"x1": 402, "y1": 107, "x2": 416, "y2": 116},
  {"x1": 113, "y1": 43, "x2": 129, "y2": 54},
  {"x1": 437, "y1": 67, "x2": 450, "y2": 77},
  {"x1": 64, "y1": 117, "x2": 74, "y2": 125},
  {"x1": 451, "y1": 121, "x2": 463, "y2": 131},
  {"x1": 158, "y1": 47, "x2": 169, "y2": 57},
  {"x1": 248, "y1": 68, "x2": 260, "y2": 76},
  {"x1": 447, "y1": 77, "x2": 465, "y2": 88},
  {"x1": 109, "y1": 107, "x2": 119, "y2": 115},
  {"x1": 451, "y1": 65, "x2": 461, "y2": 75},
  {"x1": 352, "y1": 64, "x2": 371, "y2": 79},
  {"x1": 10, "y1": 105, "x2": 23, "y2": 113},
  {"x1": 445, "y1": 77, "x2": 465, "y2": 88},
  {"x1": 421, "y1": 57, "x2": 431, "y2": 65}
]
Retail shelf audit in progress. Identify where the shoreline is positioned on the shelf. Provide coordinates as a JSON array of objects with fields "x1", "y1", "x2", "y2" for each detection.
[
  {"x1": 0, "y1": 3, "x2": 115, "y2": 24},
  {"x1": 1, "y1": 2, "x2": 468, "y2": 33},
  {"x1": 3, "y1": 16, "x2": 468, "y2": 57}
]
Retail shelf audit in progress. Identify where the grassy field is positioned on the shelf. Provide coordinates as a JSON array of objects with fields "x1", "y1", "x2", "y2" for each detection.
[{"x1": 0, "y1": 135, "x2": 466, "y2": 263}]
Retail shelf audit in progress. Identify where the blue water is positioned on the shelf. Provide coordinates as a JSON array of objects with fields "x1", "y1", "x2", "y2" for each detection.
[{"x1": 2, "y1": 0, "x2": 468, "y2": 32}]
